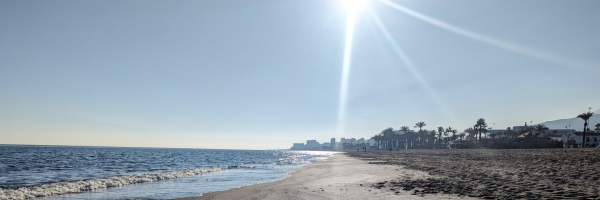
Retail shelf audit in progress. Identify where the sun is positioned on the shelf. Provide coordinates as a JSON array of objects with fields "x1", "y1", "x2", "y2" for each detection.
[{"x1": 341, "y1": 0, "x2": 370, "y2": 13}]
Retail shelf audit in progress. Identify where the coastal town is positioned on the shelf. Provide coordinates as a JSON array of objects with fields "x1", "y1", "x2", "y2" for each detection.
[{"x1": 290, "y1": 111, "x2": 600, "y2": 150}]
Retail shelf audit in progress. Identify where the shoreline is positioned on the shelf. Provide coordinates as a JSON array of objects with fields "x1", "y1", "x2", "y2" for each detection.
[{"x1": 178, "y1": 152, "x2": 473, "y2": 200}]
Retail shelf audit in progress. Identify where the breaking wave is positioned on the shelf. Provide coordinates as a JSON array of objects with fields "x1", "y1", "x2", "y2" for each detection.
[{"x1": 0, "y1": 167, "x2": 223, "y2": 200}]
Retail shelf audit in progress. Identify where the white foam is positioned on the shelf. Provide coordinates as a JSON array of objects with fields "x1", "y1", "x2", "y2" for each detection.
[
  {"x1": 0, "y1": 167, "x2": 222, "y2": 200},
  {"x1": 0, "y1": 151, "x2": 336, "y2": 200}
]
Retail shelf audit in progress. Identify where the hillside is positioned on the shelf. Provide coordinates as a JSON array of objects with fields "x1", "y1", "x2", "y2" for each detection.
[{"x1": 538, "y1": 109, "x2": 600, "y2": 131}]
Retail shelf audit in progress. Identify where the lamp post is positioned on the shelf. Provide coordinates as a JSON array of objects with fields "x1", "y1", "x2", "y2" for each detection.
[{"x1": 566, "y1": 123, "x2": 572, "y2": 148}]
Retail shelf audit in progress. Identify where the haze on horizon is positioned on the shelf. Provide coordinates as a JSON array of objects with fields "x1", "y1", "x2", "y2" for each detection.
[{"x1": 1, "y1": 0, "x2": 599, "y2": 150}]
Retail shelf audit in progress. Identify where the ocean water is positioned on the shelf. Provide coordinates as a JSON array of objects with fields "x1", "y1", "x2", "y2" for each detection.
[{"x1": 0, "y1": 145, "x2": 333, "y2": 200}]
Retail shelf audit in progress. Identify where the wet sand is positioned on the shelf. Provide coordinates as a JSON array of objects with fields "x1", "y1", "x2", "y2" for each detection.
[
  {"x1": 348, "y1": 149, "x2": 600, "y2": 199},
  {"x1": 179, "y1": 153, "x2": 473, "y2": 200}
]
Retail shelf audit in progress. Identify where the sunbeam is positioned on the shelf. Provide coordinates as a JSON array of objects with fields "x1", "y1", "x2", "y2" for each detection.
[
  {"x1": 378, "y1": 0, "x2": 597, "y2": 71},
  {"x1": 337, "y1": 11, "x2": 356, "y2": 138},
  {"x1": 336, "y1": 0, "x2": 371, "y2": 137},
  {"x1": 369, "y1": 10, "x2": 454, "y2": 119}
]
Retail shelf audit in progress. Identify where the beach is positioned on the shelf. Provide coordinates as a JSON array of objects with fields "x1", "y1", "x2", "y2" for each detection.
[
  {"x1": 0, "y1": 146, "x2": 328, "y2": 200},
  {"x1": 181, "y1": 153, "x2": 472, "y2": 200},
  {"x1": 348, "y1": 149, "x2": 600, "y2": 199}
]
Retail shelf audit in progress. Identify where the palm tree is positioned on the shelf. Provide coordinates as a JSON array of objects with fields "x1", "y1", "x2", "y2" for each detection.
[
  {"x1": 475, "y1": 118, "x2": 487, "y2": 140},
  {"x1": 372, "y1": 134, "x2": 381, "y2": 149},
  {"x1": 452, "y1": 129, "x2": 458, "y2": 140},
  {"x1": 429, "y1": 130, "x2": 436, "y2": 146},
  {"x1": 382, "y1": 128, "x2": 394, "y2": 150},
  {"x1": 577, "y1": 111, "x2": 594, "y2": 147},
  {"x1": 444, "y1": 132, "x2": 449, "y2": 143},
  {"x1": 405, "y1": 131, "x2": 415, "y2": 149},
  {"x1": 505, "y1": 127, "x2": 513, "y2": 139},
  {"x1": 397, "y1": 133, "x2": 407, "y2": 149},
  {"x1": 534, "y1": 124, "x2": 549, "y2": 138},
  {"x1": 400, "y1": 126, "x2": 410, "y2": 133},
  {"x1": 414, "y1": 122, "x2": 426, "y2": 132},
  {"x1": 437, "y1": 126, "x2": 444, "y2": 146},
  {"x1": 465, "y1": 127, "x2": 475, "y2": 142},
  {"x1": 398, "y1": 126, "x2": 410, "y2": 148},
  {"x1": 445, "y1": 126, "x2": 456, "y2": 140},
  {"x1": 459, "y1": 132, "x2": 466, "y2": 140}
]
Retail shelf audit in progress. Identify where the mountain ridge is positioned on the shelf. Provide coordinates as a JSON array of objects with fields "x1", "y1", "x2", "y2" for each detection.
[{"x1": 536, "y1": 109, "x2": 600, "y2": 131}]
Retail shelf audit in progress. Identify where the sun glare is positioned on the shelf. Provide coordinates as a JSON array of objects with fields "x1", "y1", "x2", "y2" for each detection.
[
  {"x1": 337, "y1": 0, "x2": 369, "y2": 138},
  {"x1": 341, "y1": 0, "x2": 369, "y2": 13}
]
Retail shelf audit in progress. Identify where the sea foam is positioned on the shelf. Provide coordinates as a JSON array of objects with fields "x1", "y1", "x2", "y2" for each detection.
[{"x1": 0, "y1": 167, "x2": 222, "y2": 200}]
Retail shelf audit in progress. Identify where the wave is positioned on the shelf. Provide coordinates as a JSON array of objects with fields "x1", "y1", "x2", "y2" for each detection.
[
  {"x1": 0, "y1": 151, "x2": 335, "y2": 200},
  {"x1": 0, "y1": 167, "x2": 223, "y2": 200}
]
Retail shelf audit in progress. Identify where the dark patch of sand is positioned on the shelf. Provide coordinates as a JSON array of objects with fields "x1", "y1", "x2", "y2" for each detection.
[{"x1": 349, "y1": 149, "x2": 600, "y2": 199}]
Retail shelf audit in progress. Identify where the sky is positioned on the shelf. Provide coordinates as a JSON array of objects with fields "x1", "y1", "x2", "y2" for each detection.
[{"x1": 1, "y1": 0, "x2": 599, "y2": 150}]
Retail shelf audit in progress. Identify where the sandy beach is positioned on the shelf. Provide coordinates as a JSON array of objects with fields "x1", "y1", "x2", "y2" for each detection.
[
  {"x1": 349, "y1": 149, "x2": 600, "y2": 199},
  {"x1": 180, "y1": 153, "x2": 473, "y2": 200}
]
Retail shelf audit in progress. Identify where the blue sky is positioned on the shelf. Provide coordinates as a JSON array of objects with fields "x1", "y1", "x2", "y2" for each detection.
[{"x1": 1, "y1": 0, "x2": 599, "y2": 149}]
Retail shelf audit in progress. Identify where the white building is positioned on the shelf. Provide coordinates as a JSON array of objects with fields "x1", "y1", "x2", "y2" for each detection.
[
  {"x1": 357, "y1": 138, "x2": 365, "y2": 144},
  {"x1": 291, "y1": 143, "x2": 305, "y2": 150},
  {"x1": 562, "y1": 132, "x2": 600, "y2": 148},
  {"x1": 394, "y1": 130, "x2": 414, "y2": 135},
  {"x1": 306, "y1": 140, "x2": 320, "y2": 149}
]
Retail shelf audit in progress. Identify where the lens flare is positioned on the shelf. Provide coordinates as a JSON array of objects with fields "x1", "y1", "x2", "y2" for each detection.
[
  {"x1": 341, "y1": 0, "x2": 369, "y2": 13},
  {"x1": 378, "y1": 0, "x2": 597, "y2": 71},
  {"x1": 369, "y1": 10, "x2": 454, "y2": 119},
  {"x1": 337, "y1": 11, "x2": 356, "y2": 138}
]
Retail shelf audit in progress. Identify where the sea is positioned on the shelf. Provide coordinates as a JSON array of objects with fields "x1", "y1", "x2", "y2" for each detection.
[{"x1": 0, "y1": 145, "x2": 334, "y2": 200}]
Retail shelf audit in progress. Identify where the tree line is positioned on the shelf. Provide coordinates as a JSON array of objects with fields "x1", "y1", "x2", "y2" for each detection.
[{"x1": 370, "y1": 110, "x2": 594, "y2": 149}]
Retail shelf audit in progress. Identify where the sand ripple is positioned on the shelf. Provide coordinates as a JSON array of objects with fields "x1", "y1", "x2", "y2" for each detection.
[{"x1": 350, "y1": 149, "x2": 600, "y2": 199}]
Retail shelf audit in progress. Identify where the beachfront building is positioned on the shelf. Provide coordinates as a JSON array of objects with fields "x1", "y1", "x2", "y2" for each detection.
[
  {"x1": 562, "y1": 132, "x2": 600, "y2": 148},
  {"x1": 394, "y1": 130, "x2": 414, "y2": 135},
  {"x1": 512, "y1": 125, "x2": 529, "y2": 132},
  {"x1": 330, "y1": 138, "x2": 335, "y2": 149},
  {"x1": 547, "y1": 129, "x2": 575, "y2": 137},
  {"x1": 305, "y1": 140, "x2": 320, "y2": 149},
  {"x1": 291, "y1": 143, "x2": 305, "y2": 150},
  {"x1": 488, "y1": 129, "x2": 505, "y2": 139},
  {"x1": 290, "y1": 139, "x2": 334, "y2": 150},
  {"x1": 340, "y1": 138, "x2": 358, "y2": 145},
  {"x1": 357, "y1": 138, "x2": 363, "y2": 143},
  {"x1": 321, "y1": 142, "x2": 331, "y2": 149}
]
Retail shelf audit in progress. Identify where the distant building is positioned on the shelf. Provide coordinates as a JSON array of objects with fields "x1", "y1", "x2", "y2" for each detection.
[
  {"x1": 512, "y1": 125, "x2": 532, "y2": 133},
  {"x1": 596, "y1": 123, "x2": 600, "y2": 132},
  {"x1": 291, "y1": 143, "x2": 305, "y2": 150},
  {"x1": 330, "y1": 138, "x2": 336, "y2": 148},
  {"x1": 306, "y1": 140, "x2": 320, "y2": 149},
  {"x1": 562, "y1": 132, "x2": 600, "y2": 148},
  {"x1": 547, "y1": 129, "x2": 574, "y2": 137},
  {"x1": 357, "y1": 138, "x2": 365, "y2": 144},
  {"x1": 394, "y1": 130, "x2": 414, "y2": 135},
  {"x1": 548, "y1": 135, "x2": 562, "y2": 142},
  {"x1": 488, "y1": 129, "x2": 505, "y2": 139}
]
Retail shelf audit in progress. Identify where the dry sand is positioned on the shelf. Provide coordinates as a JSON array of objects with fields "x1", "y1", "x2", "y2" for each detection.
[
  {"x1": 179, "y1": 153, "x2": 473, "y2": 200},
  {"x1": 349, "y1": 149, "x2": 600, "y2": 199}
]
